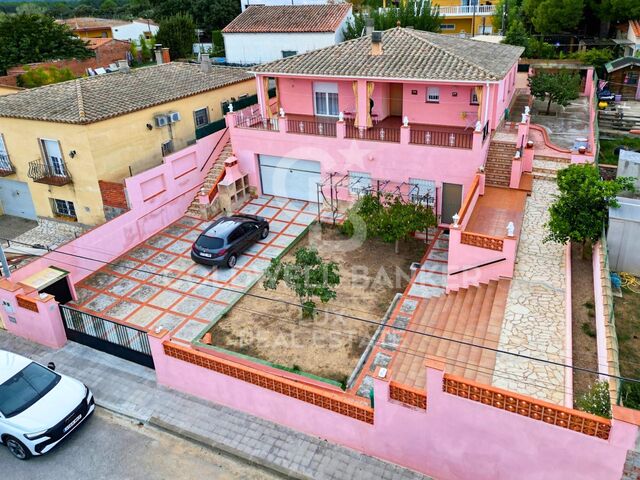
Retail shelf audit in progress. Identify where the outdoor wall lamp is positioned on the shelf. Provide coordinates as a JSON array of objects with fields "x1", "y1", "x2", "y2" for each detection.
[
  {"x1": 146, "y1": 123, "x2": 153, "y2": 130},
  {"x1": 69, "y1": 150, "x2": 77, "y2": 158}
]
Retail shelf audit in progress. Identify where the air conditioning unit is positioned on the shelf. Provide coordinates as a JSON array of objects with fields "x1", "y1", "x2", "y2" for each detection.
[
  {"x1": 154, "y1": 114, "x2": 169, "y2": 127},
  {"x1": 168, "y1": 111, "x2": 181, "y2": 123}
]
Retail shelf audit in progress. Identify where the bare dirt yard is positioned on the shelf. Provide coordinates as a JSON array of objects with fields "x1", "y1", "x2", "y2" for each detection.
[
  {"x1": 208, "y1": 225, "x2": 426, "y2": 384},
  {"x1": 571, "y1": 244, "x2": 599, "y2": 401}
]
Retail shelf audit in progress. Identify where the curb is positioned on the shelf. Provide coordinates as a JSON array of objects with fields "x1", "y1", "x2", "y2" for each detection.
[{"x1": 148, "y1": 416, "x2": 311, "y2": 480}]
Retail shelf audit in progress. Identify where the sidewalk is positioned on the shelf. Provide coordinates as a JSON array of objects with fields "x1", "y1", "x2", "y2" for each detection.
[{"x1": 0, "y1": 331, "x2": 430, "y2": 480}]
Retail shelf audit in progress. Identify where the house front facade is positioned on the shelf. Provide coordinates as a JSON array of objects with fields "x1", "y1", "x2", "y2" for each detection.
[
  {"x1": 0, "y1": 60, "x2": 254, "y2": 225},
  {"x1": 222, "y1": 5, "x2": 353, "y2": 65},
  {"x1": 227, "y1": 28, "x2": 521, "y2": 224},
  {"x1": 434, "y1": 0, "x2": 497, "y2": 36},
  {"x1": 58, "y1": 17, "x2": 158, "y2": 41}
]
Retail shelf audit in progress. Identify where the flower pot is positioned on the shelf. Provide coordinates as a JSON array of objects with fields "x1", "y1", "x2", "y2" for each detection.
[
  {"x1": 526, "y1": 140, "x2": 534, "y2": 149},
  {"x1": 578, "y1": 146, "x2": 586, "y2": 154}
]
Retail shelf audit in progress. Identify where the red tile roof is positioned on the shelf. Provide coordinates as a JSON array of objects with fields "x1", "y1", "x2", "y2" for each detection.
[
  {"x1": 222, "y1": 4, "x2": 352, "y2": 34},
  {"x1": 631, "y1": 19, "x2": 640, "y2": 37}
]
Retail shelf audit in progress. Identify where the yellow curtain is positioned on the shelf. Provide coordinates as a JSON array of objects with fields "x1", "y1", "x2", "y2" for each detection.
[
  {"x1": 352, "y1": 81, "x2": 359, "y2": 128},
  {"x1": 475, "y1": 86, "x2": 483, "y2": 122},
  {"x1": 274, "y1": 77, "x2": 281, "y2": 113},
  {"x1": 263, "y1": 76, "x2": 272, "y2": 118},
  {"x1": 367, "y1": 82, "x2": 375, "y2": 128}
]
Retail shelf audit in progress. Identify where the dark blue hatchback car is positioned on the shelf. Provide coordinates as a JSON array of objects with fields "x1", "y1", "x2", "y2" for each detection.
[{"x1": 191, "y1": 214, "x2": 269, "y2": 268}]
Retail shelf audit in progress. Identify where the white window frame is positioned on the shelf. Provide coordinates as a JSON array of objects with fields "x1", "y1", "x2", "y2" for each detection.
[
  {"x1": 53, "y1": 199, "x2": 77, "y2": 219},
  {"x1": 193, "y1": 107, "x2": 210, "y2": 128},
  {"x1": 0, "y1": 134, "x2": 9, "y2": 171},
  {"x1": 282, "y1": 50, "x2": 297, "y2": 58},
  {"x1": 39, "y1": 138, "x2": 66, "y2": 177},
  {"x1": 426, "y1": 87, "x2": 440, "y2": 103},
  {"x1": 348, "y1": 171, "x2": 372, "y2": 195},
  {"x1": 409, "y1": 178, "x2": 436, "y2": 206},
  {"x1": 313, "y1": 82, "x2": 339, "y2": 117}
]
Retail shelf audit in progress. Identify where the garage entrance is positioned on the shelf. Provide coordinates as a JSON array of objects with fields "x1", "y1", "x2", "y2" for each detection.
[
  {"x1": 0, "y1": 179, "x2": 37, "y2": 220},
  {"x1": 258, "y1": 155, "x2": 321, "y2": 202}
]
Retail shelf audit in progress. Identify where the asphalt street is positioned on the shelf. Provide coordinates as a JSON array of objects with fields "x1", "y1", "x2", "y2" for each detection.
[{"x1": 1, "y1": 408, "x2": 280, "y2": 480}]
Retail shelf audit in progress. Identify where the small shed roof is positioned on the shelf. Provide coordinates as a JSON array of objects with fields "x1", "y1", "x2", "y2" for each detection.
[{"x1": 605, "y1": 56, "x2": 640, "y2": 74}]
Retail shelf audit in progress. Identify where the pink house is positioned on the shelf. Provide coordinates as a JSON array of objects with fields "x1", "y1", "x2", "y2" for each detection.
[{"x1": 226, "y1": 27, "x2": 523, "y2": 224}]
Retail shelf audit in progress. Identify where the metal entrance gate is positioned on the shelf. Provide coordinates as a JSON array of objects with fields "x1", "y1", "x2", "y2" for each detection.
[{"x1": 60, "y1": 305, "x2": 154, "y2": 369}]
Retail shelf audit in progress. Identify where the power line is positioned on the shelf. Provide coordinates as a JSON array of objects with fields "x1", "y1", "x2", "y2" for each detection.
[{"x1": 4, "y1": 236, "x2": 639, "y2": 385}]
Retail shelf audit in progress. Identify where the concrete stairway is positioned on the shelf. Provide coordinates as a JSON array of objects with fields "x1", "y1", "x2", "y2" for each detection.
[
  {"x1": 532, "y1": 155, "x2": 570, "y2": 182},
  {"x1": 484, "y1": 140, "x2": 517, "y2": 187},
  {"x1": 391, "y1": 278, "x2": 510, "y2": 389},
  {"x1": 509, "y1": 92, "x2": 530, "y2": 121},
  {"x1": 186, "y1": 140, "x2": 233, "y2": 218}
]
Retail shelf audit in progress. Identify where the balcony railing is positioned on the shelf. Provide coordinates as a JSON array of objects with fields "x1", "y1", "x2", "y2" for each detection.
[
  {"x1": 28, "y1": 160, "x2": 72, "y2": 186},
  {"x1": 345, "y1": 124, "x2": 401, "y2": 143},
  {"x1": 287, "y1": 118, "x2": 337, "y2": 137},
  {"x1": 235, "y1": 113, "x2": 279, "y2": 132},
  {"x1": 409, "y1": 128, "x2": 473, "y2": 149},
  {"x1": 437, "y1": 4, "x2": 496, "y2": 15},
  {"x1": 0, "y1": 154, "x2": 15, "y2": 176}
]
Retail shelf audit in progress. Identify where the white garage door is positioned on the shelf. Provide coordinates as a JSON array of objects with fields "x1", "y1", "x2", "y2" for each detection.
[
  {"x1": 0, "y1": 178, "x2": 37, "y2": 220},
  {"x1": 259, "y1": 155, "x2": 321, "y2": 202}
]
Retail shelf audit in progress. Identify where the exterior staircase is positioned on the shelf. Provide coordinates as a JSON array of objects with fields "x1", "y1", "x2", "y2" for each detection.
[
  {"x1": 391, "y1": 278, "x2": 510, "y2": 389},
  {"x1": 509, "y1": 91, "x2": 530, "y2": 121},
  {"x1": 484, "y1": 139, "x2": 516, "y2": 187},
  {"x1": 187, "y1": 139, "x2": 233, "y2": 218},
  {"x1": 532, "y1": 155, "x2": 570, "y2": 182}
]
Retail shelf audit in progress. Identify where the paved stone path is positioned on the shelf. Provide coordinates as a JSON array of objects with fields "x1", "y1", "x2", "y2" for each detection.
[
  {"x1": 492, "y1": 178, "x2": 567, "y2": 405},
  {"x1": 0, "y1": 330, "x2": 430, "y2": 480}
]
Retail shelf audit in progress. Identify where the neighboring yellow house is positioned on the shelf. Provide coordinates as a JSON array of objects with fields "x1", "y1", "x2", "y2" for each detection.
[
  {"x1": 0, "y1": 61, "x2": 255, "y2": 225},
  {"x1": 434, "y1": 0, "x2": 496, "y2": 36}
]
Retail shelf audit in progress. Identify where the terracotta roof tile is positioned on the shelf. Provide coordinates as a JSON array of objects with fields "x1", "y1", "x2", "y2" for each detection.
[
  {"x1": 0, "y1": 63, "x2": 254, "y2": 124},
  {"x1": 222, "y1": 4, "x2": 352, "y2": 34},
  {"x1": 253, "y1": 27, "x2": 524, "y2": 82},
  {"x1": 631, "y1": 19, "x2": 640, "y2": 37}
]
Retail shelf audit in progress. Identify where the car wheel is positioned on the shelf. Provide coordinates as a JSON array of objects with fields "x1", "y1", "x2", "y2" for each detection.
[
  {"x1": 5, "y1": 436, "x2": 31, "y2": 460},
  {"x1": 226, "y1": 253, "x2": 237, "y2": 268},
  {"x1": 260, "y1": 227, "x2": 269, "y2": 239}
]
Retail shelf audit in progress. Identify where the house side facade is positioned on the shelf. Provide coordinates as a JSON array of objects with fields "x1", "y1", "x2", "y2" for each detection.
[
  {"x1": 0, "y1": 65, "x2": 255, "y2": 225},
  {"x1": 434, "y1": 0, "x2": 496, "y2": 36}
]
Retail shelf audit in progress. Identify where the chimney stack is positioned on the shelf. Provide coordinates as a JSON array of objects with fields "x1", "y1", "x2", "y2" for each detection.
[
  {"x1": 371, "y1": 31, "x2": 383, "y2": 56},
  {"x1": 154, "y1": 44, "x2": 163, "y2": 65},
  {"x1": 365, "y1": 18, "x2": 374, "y2": 36},
  {"x1": 162, "y1": 47, "x2": 171, "y2": 64},
  {"x1": 117, "y1": 59, "x2": 130, "y2": 73},
  {"x1": 200, "y1": 53, "x2": 212, "y2": 73}
]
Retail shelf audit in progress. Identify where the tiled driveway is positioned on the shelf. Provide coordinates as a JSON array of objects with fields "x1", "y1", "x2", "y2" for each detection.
[{"x1": 70, "y1": 196, "x2": 318, "y2": 343}]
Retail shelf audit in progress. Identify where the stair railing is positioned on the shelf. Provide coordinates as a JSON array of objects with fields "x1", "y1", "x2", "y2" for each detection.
[{"x1": 449, "y1": 257, "x2": 506, "y2": 276}]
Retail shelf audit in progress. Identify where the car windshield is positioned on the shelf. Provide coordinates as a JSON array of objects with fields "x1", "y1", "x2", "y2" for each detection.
[
  {"x1": 197, "y1": 235, "x2": 224, "y2": 249},
  {"x1": 0, "y1": 362, "x2": 60, "y2": 418}
]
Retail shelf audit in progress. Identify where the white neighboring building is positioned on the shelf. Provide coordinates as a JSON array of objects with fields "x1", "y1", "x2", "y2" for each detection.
[
  {"x1": 223, "y1": 4, "x2": 353, "y2": 65},
  {"x1": 111, "y1": 19, "x2": 159, "y2": 42},
  {"x1": 615, "y1": 20, "x2": 640, "y2": 57},
  {"x1": 241, "y1": 0, "x2": 345, "y2": 12}
]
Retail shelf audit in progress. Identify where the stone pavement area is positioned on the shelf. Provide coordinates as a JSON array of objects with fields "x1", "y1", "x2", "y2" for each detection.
[
  {"x1": 531, "y1": 96, "x2": 590, "y2": 151},
  {"x1": 491, "y1": 178, "x2": 567, "y2": 405},
  {"x1": 69, "y1": 196, "x2": 316, "y2": 342},
  {"x1": 0, "y1": 330, "x2": 431, "y2": 480}
]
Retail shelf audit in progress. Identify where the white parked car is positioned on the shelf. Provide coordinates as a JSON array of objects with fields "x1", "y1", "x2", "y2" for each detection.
[{"x1": 0, "y1": 350, "x2": 94, "y2": 459}]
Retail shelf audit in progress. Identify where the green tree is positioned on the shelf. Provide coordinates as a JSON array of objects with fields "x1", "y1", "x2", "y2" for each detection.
[
  {"x1": 343, "y1": 1, "x2": 441, "y2": 41},
  {"x1": 263, "y1": 247, "x2": 340, "y2": 318},
  {"x1": 571, "y1": 48, "x2": 614, "y2": 76},
  {"x1": 0, "y1": 14, "x2": 92, "y2": 75},
  {"x1": 129, "y1": 41, "x2": 139, "y2": 65},
  {"x1": 155, "y1": 12, "x2": 196, "y2": 60},
  {"x1": 529, "y1": 70, "x2": 581, "y2": 114},
  {"x1": 503, "y1": 18, "x2": 529, "y2": 50},
  {"x1": 99, "y1": 0, "x2": 117, "y2": 17},
  {"x1": 492, "y1": 0, "x2": 524, "y2": 34},
  {"x1": 194, "y1": 0, "x2": 240, "y2": 31},
  {"x1": 139, "y1": 33, "x2": 151, "y2": 62},
  {"x1": 17, "y1": 65, "x2": 75, "y2": 88},
  {"x1": 545, "y1": 164, "x2": 635, "y2": 257},
  {"x1": 523, "y1": 0, "x2": 584, "y2": 34},
  {"x1": 588, "y1": 0, "x2": 640, "y2": 36},
  {"x1": 15, "y1": 3, "x2": 46, "y2": 15}
]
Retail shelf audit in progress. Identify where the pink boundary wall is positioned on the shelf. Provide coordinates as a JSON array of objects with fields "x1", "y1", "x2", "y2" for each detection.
[
  {"x1": 150, "y1": 335, "x2": 638, "y2": 480},
  {"x1": 0, "y1": 129, "x2": 228, "y2": 347},
  {"x1": 593, "y1": 242, "x2": 611, "y2": 380}
]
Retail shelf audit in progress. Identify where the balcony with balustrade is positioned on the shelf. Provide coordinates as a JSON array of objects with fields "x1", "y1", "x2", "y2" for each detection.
[
  {"x1": 0, "y1": 154, "x2": 15, "y2": 176},
  {"x1": 28, "y1": 160, "x2": 73, "y2": 186}
]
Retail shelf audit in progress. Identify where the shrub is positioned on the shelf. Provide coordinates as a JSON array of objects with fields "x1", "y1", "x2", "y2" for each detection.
[
  {"x1": 576, "y1": 380, "x2": 612, "y2": 418},
  {"x1": 18, "y1": 65, "x2": 75, "y2": 88},
  {"x1": 619, "y1": 381, "x2": 640, "y2": 410}
]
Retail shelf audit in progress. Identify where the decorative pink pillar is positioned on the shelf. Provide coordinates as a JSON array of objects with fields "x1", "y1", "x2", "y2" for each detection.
[
  {"x1": 256, "y1": 75, "x2": 269, "y2": 118},
  {"x1": 400, "y1": 125, "x2": 410, "y2": 144},
  {"x1": 336, "y1": 120, "x2": 346, "y2": 139},
  {"x1": 357, "y1": 79, "x2": 369, "y2": 128}
]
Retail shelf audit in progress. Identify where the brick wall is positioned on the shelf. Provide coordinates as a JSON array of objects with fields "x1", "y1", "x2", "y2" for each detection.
[
  {"x1": 99, "y1": 180, "x2": 129, "y2": 210},
  {"x1": 1, "y1": 40, "x2": 131, "y2": 84}
]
